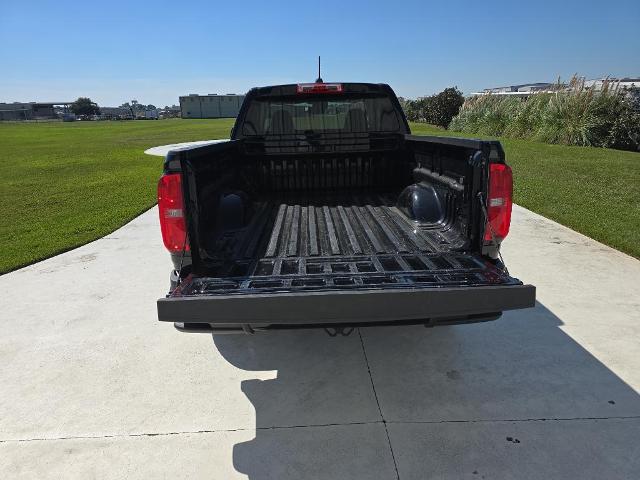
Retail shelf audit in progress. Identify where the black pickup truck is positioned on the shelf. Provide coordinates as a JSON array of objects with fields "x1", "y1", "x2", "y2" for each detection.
[{"x1": 156, "y1": 82, "x2": 535, "y2": 334}]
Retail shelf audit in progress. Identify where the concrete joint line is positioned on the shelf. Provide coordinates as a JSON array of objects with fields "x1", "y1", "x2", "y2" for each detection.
[
  {"x1": 358, "y1": 328, "x2": 401, "y2": 480},
  {"x1": 0, "y1": 420, "x2": 383, "y2": 444},
  {"x1": 388, "y1": 415, "x2": 640, "y2": 426},
  {"x1": 1, "y1": 416, "x2": 639, "y2": 445}
]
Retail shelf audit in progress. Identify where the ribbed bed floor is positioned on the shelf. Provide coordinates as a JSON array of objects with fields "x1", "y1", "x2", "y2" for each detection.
[
  {"x1": 233, "y1": 193, "x2": 463, "y2": 261},
  {"x1": 181, "y1": 194, "x2": 516, "y2": 296}
]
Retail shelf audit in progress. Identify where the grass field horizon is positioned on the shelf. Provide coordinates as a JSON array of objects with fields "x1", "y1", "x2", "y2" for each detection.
[
  {"x1": 0, "y1": 119, "x2": 234, "y2": 273},
  {"x1": 1, "y1": 118, "x2": 638, "y2": 273},
  {"x1": 411, "y1": 123, "x2": 640, "y2": 259}
]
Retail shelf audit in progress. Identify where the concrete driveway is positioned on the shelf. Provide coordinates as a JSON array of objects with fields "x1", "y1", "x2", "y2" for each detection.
[{"x1": 1, "y1": 205, "x2": 639, "y2": 479}]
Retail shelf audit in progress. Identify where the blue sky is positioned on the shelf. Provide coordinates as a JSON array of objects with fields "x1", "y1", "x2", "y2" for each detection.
[{"x1": 1, "y1": 0, "x2": 638, "y2": 107}]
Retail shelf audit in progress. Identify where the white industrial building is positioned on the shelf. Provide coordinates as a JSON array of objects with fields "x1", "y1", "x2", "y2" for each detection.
[
  {"x1": 583, "y1": 77, "x2": 640, "y2": 91},
  {"x1": 473, "y1": 77, "x2": 640, "y2": 97},
  {"x1": 179, "y1": 94, "x2": 245, "y2": 119},
  {"x1": 471, "y1": 83, "x2": 556, "y2": 97}
]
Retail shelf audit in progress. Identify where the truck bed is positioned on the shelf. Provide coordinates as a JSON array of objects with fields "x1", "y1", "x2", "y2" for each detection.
[
  {"x1": 159, "y1": 84, "x2": 536, "y2": 329},
  {"x1": 178, "y1": 192, "x2": 517, "y2": 296}
]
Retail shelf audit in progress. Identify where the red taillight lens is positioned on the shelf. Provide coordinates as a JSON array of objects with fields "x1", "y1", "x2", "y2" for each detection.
[
  {"x1": 484, "y1": 163, "x2": 513, "y2": 242},
  {"x1": 158, "y1": 173, "x2": 189, "y2": 252},
  {"x1": 296, "y1": 83, "x2": 343, "y2": 94}
]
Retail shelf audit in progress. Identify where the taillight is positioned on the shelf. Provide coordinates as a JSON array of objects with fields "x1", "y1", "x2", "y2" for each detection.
[
  {"x1": 158, "y1": 173, "x2": 189, "y2": 252},
  {"x1": 484, "y1": 163, "x2": 513, "y2": 242},
  {"x1": 296, "y1": 83, "x2": 343, "y2": 94}
]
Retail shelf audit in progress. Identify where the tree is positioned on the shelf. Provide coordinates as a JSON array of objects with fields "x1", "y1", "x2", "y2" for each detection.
[
  {"x1": 401, "y1": 88, "x2": 465, "y2": 128},
  {"x1": 130, "y1": 100, "x2": 145, "y2": 112},
  {"x1": 404, "y1": 98, "x2": 426, "y2": 122},
  {"x1": 70, "y1": 97, "x2": 100, "y2": 115},
  {"x1": 426, "y1": 87, "x2": 465, "y2": 128}
]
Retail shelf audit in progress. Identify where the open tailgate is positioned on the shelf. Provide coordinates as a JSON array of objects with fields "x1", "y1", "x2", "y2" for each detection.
[
  {"x1": 157, "y1": 253, "x2": 535, "y2": 325},
  {"x1": 158, "y1": 284, "x2": 535, "y2": 325}
]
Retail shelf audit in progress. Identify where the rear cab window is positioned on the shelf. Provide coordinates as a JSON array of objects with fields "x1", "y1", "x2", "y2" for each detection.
[{"x1": 241, "y1": 94, "x2": 403, "y2": 136}]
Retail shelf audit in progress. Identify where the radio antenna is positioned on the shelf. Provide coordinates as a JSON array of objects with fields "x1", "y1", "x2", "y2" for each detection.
[{"x1": 316, "y1": 56, "x2": 323, "y2": 83}]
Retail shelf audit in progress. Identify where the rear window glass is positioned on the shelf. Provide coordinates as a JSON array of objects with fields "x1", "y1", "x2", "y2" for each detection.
[{"x1": 242, "y1": 95, "x2": 401, "y2": 135}]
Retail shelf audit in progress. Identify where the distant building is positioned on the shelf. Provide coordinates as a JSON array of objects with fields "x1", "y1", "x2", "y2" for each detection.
[
  {"x1": 471, "y1": 83, "x2": 557, "y2": 97},
  {"x1": 474, "y1": 77, "x2": 640, "y2": 97},
  {"x1": 584, "y1": 77, "x2": 640, "y2": 91},
  {"x1": 100, "y1": 107, "x2": 133, "y2": 119},
  {"x1": 179, "y1": 94, "x2": 245, "y2": 119},
  {"x1": 0, "y1": 101, "x2": 72, "y2": 121},
  {"x1": 158, "y1": 105, "x2": 181, "y2": 119},
  {"x1": 483, "y1": 83, "x2": 554, "y2": 94}
]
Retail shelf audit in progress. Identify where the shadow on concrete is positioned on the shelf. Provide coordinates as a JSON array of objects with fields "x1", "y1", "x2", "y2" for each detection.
[{"x1": 212, "y1": 302, "x2": 640, "y2": 479}]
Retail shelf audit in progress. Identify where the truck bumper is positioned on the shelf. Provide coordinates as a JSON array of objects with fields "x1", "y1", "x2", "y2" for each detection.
[{"x1": 157, "y1": 284, "x2": 536, "y2": 328}]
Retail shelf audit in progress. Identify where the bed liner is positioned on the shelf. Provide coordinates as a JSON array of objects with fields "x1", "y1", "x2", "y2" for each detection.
[{"x1": 179, "y1": 193, "x2": 518, "y2": 296}]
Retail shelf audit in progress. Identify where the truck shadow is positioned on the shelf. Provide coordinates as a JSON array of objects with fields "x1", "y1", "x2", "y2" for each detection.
[{"x1": 211, "y1": 302, "x2": 640, "y2": 479}]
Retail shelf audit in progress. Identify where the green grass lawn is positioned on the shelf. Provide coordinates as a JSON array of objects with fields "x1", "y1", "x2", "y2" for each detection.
[
  {"x1": 411, "y1": 123, "x2": 640, "y2": 259},
  {"x1": 0, "y1": 119, "x2": 234, "y2": 273},
  {"x1": 0, "y1": 118, "x2": 638, "y2": 274}
]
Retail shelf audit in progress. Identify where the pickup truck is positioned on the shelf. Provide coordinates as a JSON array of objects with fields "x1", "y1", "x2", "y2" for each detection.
[{"x1": 156, "y1": 82, "x2": 535, "y2": 334}]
